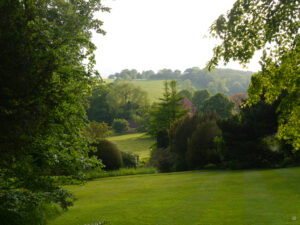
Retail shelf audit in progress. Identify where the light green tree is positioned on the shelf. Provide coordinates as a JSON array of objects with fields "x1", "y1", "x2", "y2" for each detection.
[
  {"x1": 106, "y1": 81, "x2": 149, "y2": 120},
  {"x1": 208, "y1": 0, "x2": 299, "y2": 149}
]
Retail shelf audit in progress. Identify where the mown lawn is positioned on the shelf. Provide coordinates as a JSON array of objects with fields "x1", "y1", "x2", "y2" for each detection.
[
  {"x1": 108, "y1": 132, "x2": 154, "y2": 159},
  {"x1": 49, "y1": 167, "x2": 300, "y2": 225}
]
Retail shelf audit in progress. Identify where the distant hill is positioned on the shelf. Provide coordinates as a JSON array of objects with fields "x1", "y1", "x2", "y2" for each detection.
[{"x1": 105, "y1": 67, "x2": 254, "y2": 102}]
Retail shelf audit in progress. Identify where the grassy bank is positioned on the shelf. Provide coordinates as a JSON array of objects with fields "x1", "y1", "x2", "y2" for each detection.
[
  {"x1": 50, "y1": 167, "x2": 300, "y2": 225},
  {"x1": 108, "y1": 132, "x2": 154, "y2": 159}
]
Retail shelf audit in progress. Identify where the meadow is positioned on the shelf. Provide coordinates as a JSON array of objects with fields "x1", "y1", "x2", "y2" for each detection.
[
  {"x1": 108, "y1": 132, "x2": 154, "y2": 159},
  {"x1": 49, "y1": 167, "x2": 300, "y2": 225},
  {"x1": 104, "y1": 79, "x2": 165, "y2": 103}
]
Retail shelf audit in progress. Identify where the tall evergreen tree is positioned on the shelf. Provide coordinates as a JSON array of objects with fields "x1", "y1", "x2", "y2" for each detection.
[{"x1": 148, "y1": 80, "x2": 188, "y2": 137}]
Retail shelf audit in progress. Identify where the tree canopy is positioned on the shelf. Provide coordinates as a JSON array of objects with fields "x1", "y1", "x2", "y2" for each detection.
[
  {"x1": 208, "y1": 0, "x2": 299, "y2": 149},
  {"x1": 0, "y1": 0, "x2": 109, "y2": 223}
]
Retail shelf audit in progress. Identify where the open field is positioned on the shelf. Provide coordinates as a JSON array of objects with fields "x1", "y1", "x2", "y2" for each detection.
[
  {"x1": 50, "y1": 167, "x2": 300, "y2": 225},
  {"x1": 104, "y1": 79, "x2": 165, "y2": 103},
  {"x1": 130, "y1": 80, "x2": 165, "y2": 103},
  {"x1": 108, "y1": 132, "x2": 154, "y2": 159}
]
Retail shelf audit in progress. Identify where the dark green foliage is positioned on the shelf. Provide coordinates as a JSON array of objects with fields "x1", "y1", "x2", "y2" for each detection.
[
  {"x1": 150, "y1": 148, "x2": 176, "y2": 172},
  {"x1": 86, "y1": 82, "x2": 114, "y2": 124},
  {"x1": 169, "y1": 112, "x2": 219, "y2": 157},
  {"x1": 186, "y1": 120, "x2": 221, "y2": 169},
  {"x1": 178, "y1": 89, "x2": 193, "y2": 101},
  {"x1": 157, "y1": 129, "x2": 169, "y2": 149},
  {"x1": 217, "y1": 96, "x2": 284, "y2": 169},
  {"x1": 121, "y1": 151, "x2": 138, "y2": 168},
  {"x1": 202, "y1": 93, "x2": 234, "y2": 118},
  {"x1": 0, "y1": 189, "x2": 71, "y2": 225},
  {"x1": 91, "y1": 140, "x2": 123, "y2": 170},
  {"x1": 112, "y1": 119, "x2": 129, "y2": 133},
  {"x1": 148, "y1": 80, "x2": 188, "y2": 137},
  {"x1": 192, "y1": 89, "x2": 211, "y2": 111},
  {"x1": 169, "y1": 112, "x2": 220, "y2": 171},
  {"x1": 0, "y1": 0, "x2": 107, "y2": 223}
]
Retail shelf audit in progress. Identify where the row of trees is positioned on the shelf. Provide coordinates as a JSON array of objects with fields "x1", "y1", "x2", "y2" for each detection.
[
  {"x1": 86, "y1": 81, "x2": 150, "y2": 125},
  {"x1": 108, "y1": 68, "x2": 252, "y2": 96},
  {"x1": 150, "y1": 93, "x2": 299, "y2": 172}
]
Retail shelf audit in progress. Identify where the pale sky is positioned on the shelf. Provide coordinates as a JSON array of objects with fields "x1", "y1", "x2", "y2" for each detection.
[{"x1": 93, "y1": 0, "x2": 261, "y2": 78}]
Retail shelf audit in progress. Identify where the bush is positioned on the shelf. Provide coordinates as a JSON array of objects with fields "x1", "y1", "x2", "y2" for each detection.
[
  {"x1": 90, "y1": 140, "x2": 123, "y2": 170},
  {"x1": 150, "y1": 148, "x2": 176, "y2": 172},
  {"x1": 186, "y1": 120, "x2": 221, "y2": 169},
  {"x1": 168, "y1": 112, "x2": 220, "y2": 171},
  {"x1": 0, "y1": 190, "x2": 62, "y2": 225},
  {"x1": 157, "y1": 128, "x2": 169, "y2": 148},
  {"x1": 82, "y1": 121, "x2": 112, "y2": 142},
  {"x1": 112, "y1": 119, "x2": 129, "y2": 133},
  {"x1": 121, "y1": 151, "x2": 138, "y2": 168}
]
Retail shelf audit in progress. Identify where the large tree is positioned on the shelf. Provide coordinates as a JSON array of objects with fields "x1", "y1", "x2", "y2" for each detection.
[
  {"x1": 148, "y1": 80, "x2": 188, "y2": 137},
  {"x1": 208, "y1": 0, "x2": 299, "y2": 149},
  {"x1": 0, "y1": 0, "x2": 108, "y2": 223},
  {"x1": 106, "y1": 81, "x2": 150, "y2": 121},
  {"x1": 202, "y1": 93, "x2": 234, "y2": 118}
]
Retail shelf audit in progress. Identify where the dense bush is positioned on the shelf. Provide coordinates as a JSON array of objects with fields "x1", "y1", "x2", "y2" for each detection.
[
  {"x1": 0, "y1": 190, "x2": 69, "y2": 225},
  {"x1": 150, "y1": 148, "x2": 176, "y2": 172},
  {"x1": 112, "y1": 119, "x2": 129, "y2": 133},
  {"x1": 157, "y1": 128, "x2": 169, "y2": 149},
  {"x1": 91, "y1": 140, "x2": 123, "y2": 170},
  {"x1": 186, "y1": 120, "x2": 221, "y2": 169},
  {"x1": 217, "y1": 95, "x2": 287, "y2": 169},
  {"x1": 82, "y1": 121, "x2": 112, "y2": 142},
  {"x1": 121, "y1": 151, "x2": 138, "y2": 168}
]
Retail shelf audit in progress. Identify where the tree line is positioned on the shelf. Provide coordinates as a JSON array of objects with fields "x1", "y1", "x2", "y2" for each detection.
[{"x1": 108, "y1": 67, "x2": 252, "y2": 96}]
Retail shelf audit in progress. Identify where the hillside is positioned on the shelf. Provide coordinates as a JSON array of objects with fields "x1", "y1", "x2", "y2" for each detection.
[
  {"x1": 106, "y1": 67, "x2": 253, "y2": 97},
  {"x1": 108, "y1": 132, "x2": 154, "y2": 159},
  {"x1": 49, "y1": 167, "x2": 300, "y2": 225}
]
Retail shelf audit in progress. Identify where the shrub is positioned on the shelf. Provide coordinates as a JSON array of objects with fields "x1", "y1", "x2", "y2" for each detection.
[
  {"x1": 82, "y1": 121, "x2": 112, "y2": 142},
  {"x1": 91, "y1": 140, "x2": 123, "y2": 170},
  {"x1": 150, "y1": 148, "x2": 176, "y2": 172},
  {"x1": 121, "y1": 151, "x2": 138, "y2": 168},
  {"x1": 112, "y1": 119, "x2": 129, "y2": 133},
  {"x1": 168, "y1": 112, "x2": 220, "y2": 171},
  {"x1": 157, "y1": 128, "x2": 169, "y2": 148},
  {"x1": 0, "y1": 190, "x2": 62, "y2": 225},
  {"x1": 186, "y1": 120, "x2": 221, "y2": 169}
]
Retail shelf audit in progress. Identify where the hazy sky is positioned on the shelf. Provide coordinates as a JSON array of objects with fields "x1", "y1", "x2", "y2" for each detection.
[{"x1": 94, "y1": 0, "x2": 261, "y2": 77}]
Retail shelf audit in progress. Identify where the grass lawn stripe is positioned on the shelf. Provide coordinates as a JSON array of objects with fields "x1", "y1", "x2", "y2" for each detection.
[
  {"x1": 243, "y1": 170, "x2": 282, "y2": 225},
  {"x1": 49, "y1": 168, "x2": 300, "y2": 225},
  {"x1": 50, "y1": 172, "x2": 210, "y2": 225},
  {"x1": 189, "y1": 171, "x2": 246, "y2": 225},
  {"x1": 153, "y1": 171, "x2": 229, "y2": 225},
  {"x1": 123, "y1": 171, "x2": 220, "y2": 225},
  {"x1": 260, "y1": 169, "x2": 300, "y2": 225}
]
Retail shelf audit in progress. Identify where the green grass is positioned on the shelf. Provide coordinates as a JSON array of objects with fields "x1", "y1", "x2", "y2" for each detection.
[
  {"x1": 85, "y1": 167, "x2": 157, "y2": 180},
  {"x1": 108, "y1": 132, "x2": 154, "y2": 159},
  {"x1": 104, "y1": 79, "x2": 165, "y2": 103},
  {"x1": 130, "y1": 80, "x2": 165, "y2": 103},
  {"x1": 49, "y1": 167, "x2": 300, "y2": 225}
]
